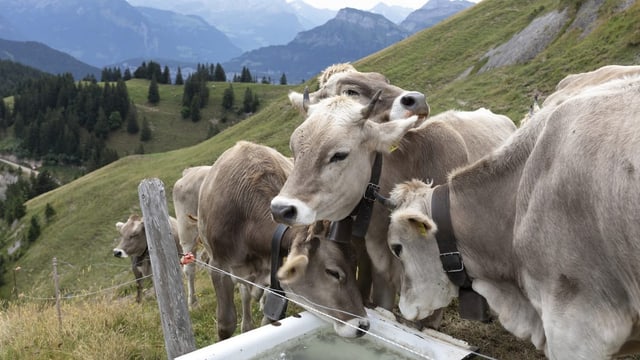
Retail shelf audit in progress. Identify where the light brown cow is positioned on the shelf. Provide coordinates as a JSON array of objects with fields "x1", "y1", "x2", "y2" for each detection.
[
  {"x1": 277, "y1": 220, "x2": 368, "y2": 338},
  {"x1": 172, "y1": 165, "x2": 211, "y2": 309},
  {"x1": 289, "y1": 63, "x2": 430, "y2": 123},
  {"x1": 113, "y1": 214, "x2": 181, "y2": 303},
  {"x1": 270, "y1": 96, "x2": 516, "y2": 321},
  {"x1": 197, "y1": 141, "x2": 369, "y2": 340},
  {"x1": 385, "y1": 68, "x2": 640, "y2": 359}
]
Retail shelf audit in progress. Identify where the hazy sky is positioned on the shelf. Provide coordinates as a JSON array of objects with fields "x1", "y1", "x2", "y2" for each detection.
[{"x1": 288, "y1": 0, "x2": 481, "y2": 11}]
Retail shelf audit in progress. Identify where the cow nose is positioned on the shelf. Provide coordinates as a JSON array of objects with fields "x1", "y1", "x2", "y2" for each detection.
[
  {"x1": 401, "y1": 91, "x2": 429, "y2": 117},
  {"x1": 271, "y1": 203, "x2": 297, "y2": 223},
  {"x1": 113, "y1": 249, "x2": 123, "y2": 258},
  {"x1": 356, "y1": 321, "x2": 370, "y2": 337}
]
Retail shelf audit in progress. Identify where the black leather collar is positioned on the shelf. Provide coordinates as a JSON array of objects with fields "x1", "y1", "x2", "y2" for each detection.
[{"x1": 431, "y1": 184, "x2": 491, "y2": 322}]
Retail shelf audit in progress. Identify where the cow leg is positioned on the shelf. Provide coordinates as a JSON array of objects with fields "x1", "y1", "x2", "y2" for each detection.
[
  {"x1": 542, "y1": 300, "x2": 631, "y2": 359},
  {"x1": 182, "y1": 248, "x2": 198, "y2": 309},
  {"x1": 208, "y1": 267, "x2": 237, "y2": 340},
  {"x1": 239, "y1": 283, "x2": 255, "y2": 333}
]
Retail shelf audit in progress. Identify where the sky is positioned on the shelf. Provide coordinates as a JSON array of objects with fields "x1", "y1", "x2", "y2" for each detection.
[{"x1": 288, "y1": 0, "x2": 481, "y2": 11}]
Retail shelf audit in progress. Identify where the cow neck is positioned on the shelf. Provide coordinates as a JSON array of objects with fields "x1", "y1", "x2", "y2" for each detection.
[
  {"x1": 351, "y1": 152, "x2": 383, "y2": 238},
  {"x1": 431, "y1": 184, "x2": 491, "y2": 322}
]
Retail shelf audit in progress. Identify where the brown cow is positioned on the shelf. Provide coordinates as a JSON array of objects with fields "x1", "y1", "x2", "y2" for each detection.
[
  {"x1": 270, "y1": 95, "x2": 516, "y2": 325},
  {"x1": 172, "y1": 165, "x2": 211, "y2": 309},
  {"x1": 113, "y1": 214, "x2": 181, "y2": 303},
  {"x1": 197, "y1": 141, "x2": 368, "y2": 340},
  {"x1": 277, "y1": 220, "x2": 368, "y2": 338},
  {"x1": 385, "y1": 67, "x2": 640, "y2": 359}
]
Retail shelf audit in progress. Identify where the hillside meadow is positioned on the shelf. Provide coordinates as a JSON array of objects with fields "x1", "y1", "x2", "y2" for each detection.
[{"x1": 1, "y1": 0, "x2": 639, "y2": 358}]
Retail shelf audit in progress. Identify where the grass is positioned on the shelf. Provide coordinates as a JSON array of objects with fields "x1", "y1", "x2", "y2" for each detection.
[{"x1": 1, "y1": 0, "x2": 639, "y2": 358}]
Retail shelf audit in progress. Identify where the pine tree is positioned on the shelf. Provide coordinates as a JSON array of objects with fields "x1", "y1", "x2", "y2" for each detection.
[
  {"x1": 190, "y1": 96, "x2": 201, "y2": 122},
  {"x1": 126, "y1": 105, "x2": 140, "y2": 134},
  {"x1": 214, "y1": 63, "x2": 226, "y2": 82},
  {"x1": 140, "y1": 117, "x2": 152, "y2": 141},
  {"x1": 162, "y1": 65, "x2": 171, "y2": 84},
  {"x1": 94, "y1": 107, "x2": 110, "y2": 139},
  {"x1": 175, "y1": 67, "x2": 184, "y2": 85},
  {"x1": 45, "y1": 203, "x2": 56, "y2": 222},
  {"x1": 148, "y1": 74, "x2": 160, "y2": 104},
  {"x1": 280, "y1": 73, "x2": 287, "y2": 85},
  {"x1": 222, "y1": 84, "x2": 234, "y2": 110},
  {"x1": 123, "y1": 68, "x2": 132, "y2": 81},
  {"x1": 243, "y1": 87, "x2": 253, "y2": 113}
]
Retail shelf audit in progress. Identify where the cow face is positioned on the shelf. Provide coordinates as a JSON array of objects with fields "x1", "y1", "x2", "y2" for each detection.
[
  {"x1": 386, "y1": 180, "x2": 457, "y2": 321},
  {"x1": 270, "y1": 95, "x2": 420, "y2": 225},
  {"x1": 289, "y1": 64, "x2": 429, "y2": 124},
  {"x1": 113, "y1": 214, "x2": 147, "y2": 258},
  {"x1": 277, "y1": 221, "x2": 369, "y2": 338}
]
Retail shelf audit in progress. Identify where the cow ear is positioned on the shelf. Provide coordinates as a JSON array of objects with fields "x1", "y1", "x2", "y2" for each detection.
[
  {"x1": 365, "y1": 115, "x2": 419, "y2": 152},
  {"x1": 397, "y1": 209, "x2": 436, "y2": 238},
  {"x1": 132, "y1": 219, "x2": 145, "y2": 235},
  {"x1": 288, "y1": 87, "x2": 312, "y2": 115},
  {"x1": 277, "y1": 254, "x2": 309, "y2": 285}
]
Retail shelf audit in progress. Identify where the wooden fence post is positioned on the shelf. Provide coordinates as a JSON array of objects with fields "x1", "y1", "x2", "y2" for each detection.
[{"x1": 138, "y1": 178, "x2": 196, "y2": 359}]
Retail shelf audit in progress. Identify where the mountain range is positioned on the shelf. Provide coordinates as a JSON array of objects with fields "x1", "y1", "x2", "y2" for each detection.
[{"x1": 0, "y1": 0, "x2": 476, "y2": 83}]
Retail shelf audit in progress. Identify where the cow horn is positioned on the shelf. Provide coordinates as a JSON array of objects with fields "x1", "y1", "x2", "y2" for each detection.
[
  {"x1": 361, "y1": 90, "x2": 382, "y2": 119},
  {"x1": 374, "y1": 192, "x2": 397, "y2": 211},
  {"x1": 302, "y1": 86, "x2": 310, "y2": 113}
]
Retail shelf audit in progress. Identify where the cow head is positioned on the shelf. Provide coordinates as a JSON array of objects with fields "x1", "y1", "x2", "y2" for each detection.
[
  {"x1": 385, "y1": 180, "x2": 458, "y2": 321},
  {"x1": 288, "y1": 63, "x2": 429, "y2": 123},
  {"x1": 277, "y1": 221, "x2": 369, "y2": 338},
  {"x1": 113, "y1": 214, "x2": 147, "y2": 258},
  {"x1": 270, "y1": 94, "x2": 420, "y2": 225}
]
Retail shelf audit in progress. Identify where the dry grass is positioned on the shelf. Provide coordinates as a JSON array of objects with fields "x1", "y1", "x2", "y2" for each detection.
[{"x1": 0, "y1": 297, "x2": 165, "y2": 360}]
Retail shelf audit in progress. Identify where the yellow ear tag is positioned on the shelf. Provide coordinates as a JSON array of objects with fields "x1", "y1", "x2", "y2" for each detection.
[
  {"x1": 389, "y1": 144, "x2": 398, "y2": 153},
  {"x1": 418, "y1": 223, "x2": 427, "y2": 236}
]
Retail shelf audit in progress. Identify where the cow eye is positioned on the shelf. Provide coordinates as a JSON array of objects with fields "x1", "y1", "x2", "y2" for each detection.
[
  {"x1": 343, "y1": 89, "x2": 359, "y2": 97},
  {"x1": 325, "y1": 269, "x2": 342, "y2": 281},
  {"x1": 329, "y1": 152, "x2": 349, "y2": 163}
]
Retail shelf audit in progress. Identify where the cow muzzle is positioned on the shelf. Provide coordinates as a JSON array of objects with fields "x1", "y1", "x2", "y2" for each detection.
[
  {"x1": 270, "y1": 196, "x2": 316, "y2": 225},
  {"x1": 113, "y1": 248, "x2": 128, "y2": 258}
]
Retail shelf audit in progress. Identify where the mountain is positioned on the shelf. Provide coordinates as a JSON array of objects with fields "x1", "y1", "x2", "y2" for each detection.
[
  {"x1": 126, "y1": 0, "x2": 308, "y2": 52},
  {"x1": 369, "y1": 2, "x2": 415, "y2": 23},
  {"x1": 0, "y1": 38, "x2": 101, "y2": 80},
  {"x1": 400, "y1": 0, "x2": 475, "y2": 34},
  {"x1": 287, "y1": 0, "x2": 337, "y2": 29},
  {"x1": 0, "y1": 0, "x2": 241, "y2": 67},
  {"x1": 223, "y1": 8, "x2": 410, "y2": 83}
]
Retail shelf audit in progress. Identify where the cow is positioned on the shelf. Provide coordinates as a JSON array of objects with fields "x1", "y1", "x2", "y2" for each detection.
[
  {"x1": 172, "y1": 165, "x2": 211, "y2": 309},
  {"x1": 384, "y1": 68, "x2": 640, "y2": 359},
  {"x1": 270, "y1": 94, "x2": 516, "y2": 327},
  {"x1": 277, "y1": 220, "x2": 368, "y2": 338},
  {"x1": 289, "y1": 63, "x2": 430, "y2": 124},
  {"x1": 288, "y1": 64, "x2": 433, "y2": 313},
  {"x1": 197, "y1": 140, "x2": 369, "y2": 340},
  {"x1": 113, "y1": 214, "x2": 181, "y2": 303}
]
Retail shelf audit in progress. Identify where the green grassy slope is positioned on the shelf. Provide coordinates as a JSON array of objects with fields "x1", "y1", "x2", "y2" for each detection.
[{"x1": 2, "y1": 0, "x2": 639, "y2": 299}]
